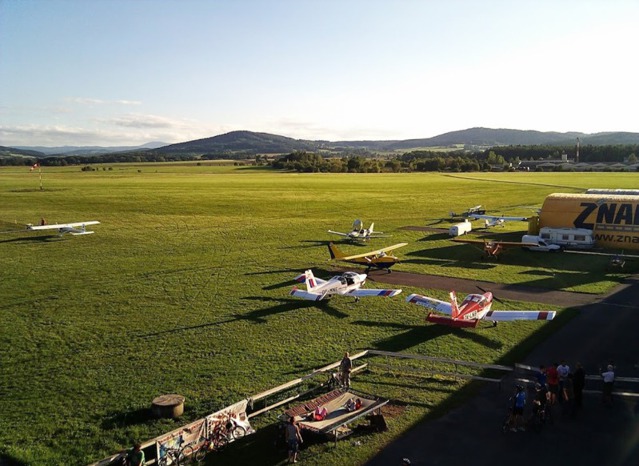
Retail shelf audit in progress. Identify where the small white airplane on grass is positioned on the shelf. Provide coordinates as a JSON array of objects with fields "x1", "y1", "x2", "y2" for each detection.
[
  {"x1": 26, "y1": 221, "x2": 100, "y2": 236},
  {"x1": 290, "y1": 269, "x2": 402, "y2": 301},
  {"x1": 406, "y1": 289, "x2": 555, "y2": 328},
  {"x1": 469, "y1": 214, "x2": 528, "y2": 228},
  {"x1": 328, "y1": 219, "x2": 389, "y2": 242},
  {"x1": 450, "y1": 205, "x2": 485, "y2": 218}
]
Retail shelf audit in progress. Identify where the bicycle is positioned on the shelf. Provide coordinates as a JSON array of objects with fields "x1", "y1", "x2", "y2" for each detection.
[
  {"x1": 193, "y1": 426, "x2": 229, "y2": 462},
  {"x1": 193, "y1": 416, "x2": 247, "y2": 462},
  {"x1": 158, "y1": 441, "x2": 195, "y2": 466},
  {"x1": 501, "y1": 397, "x2": 514, "y2": 433}
]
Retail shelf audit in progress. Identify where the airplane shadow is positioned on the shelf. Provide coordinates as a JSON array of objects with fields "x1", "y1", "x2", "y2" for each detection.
[
  {"x1": 402, "y1": 258, "x2": 496, "y2": 270},
  {"x1": 244, "y1": 268, "x2": 303, "y2": 276},
  {"x1": 239, "y1": 296, "x2": 349, "y2": 323},
  {"x1": 351, "y1": 320, "x2": 503, "y2": 351},
  {"x1": 0, "y1": 235, "x2": 59, "y2": 243},
  {"x1": 137, "y1": 298, "x2": 347, "y2": 339}
]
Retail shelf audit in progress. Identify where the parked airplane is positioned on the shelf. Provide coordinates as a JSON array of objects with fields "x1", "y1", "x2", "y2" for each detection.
[
  {"x1": 290, "y1": 269, "x2": 402, "y2": 301},
  {"x1": 406, "y1": 290, "x2": 556, "y2": 328},
  {"x1": 450, "y1": 205, "x2": 485, "y2": 218},
  {"x1": 327, "y1": 242, "x2": 408, "y2": 272},
  {"x1": 26, "y1": 220, "x2": 100, "y2": 236},
  {"x1": 469, "y1": 214, "x2": 528, "y2": 228},
  {"x1": 328, "y1": 219, "x2": 389, "y2": 242},
  {"x1": 453, "y1": 238, "x2": 537, "y2": 259}
]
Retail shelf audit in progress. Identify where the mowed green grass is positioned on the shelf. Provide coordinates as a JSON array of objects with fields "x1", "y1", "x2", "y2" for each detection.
[{"x1": 0, "y1": 166, "x2": 635, "y2": 465}]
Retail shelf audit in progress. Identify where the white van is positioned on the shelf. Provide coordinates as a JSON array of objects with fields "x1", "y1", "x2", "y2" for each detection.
[
  {"x1": 522, "y1": 235, "x2": 563, "y2": 252},
  {"x1": 449, "y1": 220, "x2": 472, "y2": 237}
]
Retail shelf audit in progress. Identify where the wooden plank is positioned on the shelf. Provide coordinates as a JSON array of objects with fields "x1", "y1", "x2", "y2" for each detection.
[{"x1": 250, "y1": 353, "x2": 368, "y2": 402}]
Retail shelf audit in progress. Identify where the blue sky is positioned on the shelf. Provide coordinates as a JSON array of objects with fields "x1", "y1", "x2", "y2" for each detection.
[{"x1": 1, "y1": 0, "x2": 637, "y2": 146}]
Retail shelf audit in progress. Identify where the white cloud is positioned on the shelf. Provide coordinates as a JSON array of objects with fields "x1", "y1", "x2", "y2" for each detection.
[{"x1": 68, "y1": 97, "x2": 142, "y2": 106}]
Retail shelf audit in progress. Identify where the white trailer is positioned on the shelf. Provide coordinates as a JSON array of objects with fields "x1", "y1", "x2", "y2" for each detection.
[
  {"x1": 539, "y1": 227, "x2": 594, "y2": 249},
  {"x1": 449, "y1": 220, "x2": 472, "y2": 237}
]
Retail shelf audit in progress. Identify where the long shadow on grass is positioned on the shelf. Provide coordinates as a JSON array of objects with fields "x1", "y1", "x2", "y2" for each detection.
[
  {"x1": 138, "y1": 298, "x2": 346, "y2": 338},
  {"x1": 0, "y1": 234, "x2": 60, "y2": 243},
  {"x1": 0, "y1": 454, "x2": 28, "y2": 466},
  {"x1": 239, "y1": 297, "x2": 349, "y2": 322},
  {"x1": 351, "y1": 320, "x2": 502, "y2": 351},
  {"x1": 402, "y1": 258, "x2": 496, "y2": 269},
  {"x1": 364, "y1": 378, "x2": 458, "y2": 395}
]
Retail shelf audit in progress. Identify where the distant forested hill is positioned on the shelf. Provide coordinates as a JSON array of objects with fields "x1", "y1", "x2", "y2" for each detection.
[
  {"x1": 3, "y1": 128, "x2": 639, "y2": 165},
  {"x1": 153, "y1": 131, "x2": 321, "y2": 156},
  {"x1": 152, "y1": 128, "x2": 639, "y2": 156}
]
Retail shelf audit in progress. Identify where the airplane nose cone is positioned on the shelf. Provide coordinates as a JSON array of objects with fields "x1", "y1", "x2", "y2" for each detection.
[{"x1": 485, "y1": 292, "x2": 493, "y2": 301}]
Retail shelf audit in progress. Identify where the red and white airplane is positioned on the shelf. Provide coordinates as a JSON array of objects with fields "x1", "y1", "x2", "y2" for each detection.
[
  {"x1": 405, "y1": 290, "x2": 555, "y2": 328},
  {"x1": 290, "y1": 269, "x2": 402, "y2": 301}
]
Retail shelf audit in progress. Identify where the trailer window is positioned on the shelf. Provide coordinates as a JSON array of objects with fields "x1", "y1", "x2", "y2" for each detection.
[
  {"x1": 541, "y1": 233, "x2": 550, "y2": 239},
  {"x1": 562, "y1": 234, "x2": 569, "y2": 240},
  {"x1": 575, "y1": 235, "x2": 585, "y2": 241}
]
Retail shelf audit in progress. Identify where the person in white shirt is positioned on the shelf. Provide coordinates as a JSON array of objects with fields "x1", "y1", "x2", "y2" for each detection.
[
  {"x1": 557, "y1": 360, "x2": 570, "y2": 402},
  {"x1": 601, "y1": 364, "x2": 615, "y2": 406}
]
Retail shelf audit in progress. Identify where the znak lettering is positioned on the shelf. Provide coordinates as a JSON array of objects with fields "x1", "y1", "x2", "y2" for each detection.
[{"x1": 573, "y1": 203, "x2": 596, "y2": 229}]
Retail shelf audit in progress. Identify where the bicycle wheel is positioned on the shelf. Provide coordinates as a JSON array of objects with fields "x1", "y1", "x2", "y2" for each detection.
[
  {"x1": 214, "y1": 435, "x2": 229, "y2": 451},
  {"x1": 194, "y1": 443, "x2": 209, "y2": 462},
  {"x1": 178, "y1": 445, "x2": 195, "y2": 464},
  {"x1": 231, "y1": 425, "x2": 246, "y2": 440}
]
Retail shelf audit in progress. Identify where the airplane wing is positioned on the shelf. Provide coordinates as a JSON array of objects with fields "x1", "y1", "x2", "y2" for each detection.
[
  {"x1": 493, "y1": 241, "x2": 538, "y2": 248},
  {"x1": 328, "y1": 230, "x2": 350, "y2": 237},
  {"x1": 347, "y1": 288, "x2": 402, "y2": 298},
  {"x1": 405, "y1": 294, "x2": 453, "y2": 315},
  {"x1": 451, "y1": 238, "x2": 486, "y2": 245},
  {"x1": 469, "y1": 214, "x2": 528, "y2": 222},
  {"x1": 452, "y1": 238, "x2": 537, "y2": 248},
  {"x1": 27, "y1": 221, "x2": 100, "y2": 231},
  {"x1": 339, "y1": 242, "x2": 408, "y2": 260},
  {"x1": 484, "y1": 310, "x2": 556, "y2": 321}
]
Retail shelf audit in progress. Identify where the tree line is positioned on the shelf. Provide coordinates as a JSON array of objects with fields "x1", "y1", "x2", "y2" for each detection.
[{"x1": 1, "y1": 144, "x2": 637, "y2": 170}]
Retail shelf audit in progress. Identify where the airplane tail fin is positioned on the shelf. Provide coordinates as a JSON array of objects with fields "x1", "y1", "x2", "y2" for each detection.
[
  {"x1": 484, "y1": 220, "x2": 490, "y2": 228},
  {"x1": 450, "y1": 291, "x2": 460, "y2": 319},
  {"x1": 369, "y1": 223, "x2": 374, "y2": 234},
  {"x1": 327, "y1": 242, "x2": 345, "y2": 260},
  {"x1": 305, "y1": 269, "x2": 318, "y2": 291}
]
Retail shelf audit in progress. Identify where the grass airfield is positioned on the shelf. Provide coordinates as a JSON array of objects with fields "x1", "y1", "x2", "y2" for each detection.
[{"x1": 0, "y1": 165, "x2": 635, "y2": 465}]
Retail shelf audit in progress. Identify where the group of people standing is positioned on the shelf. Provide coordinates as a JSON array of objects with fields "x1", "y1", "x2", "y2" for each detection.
[
  {"x1": 508, "y1": 359, "x2": 616, "y2": 432},
  {"x1": 538, "y1": 360, "x2": 587, "y2": 410}
]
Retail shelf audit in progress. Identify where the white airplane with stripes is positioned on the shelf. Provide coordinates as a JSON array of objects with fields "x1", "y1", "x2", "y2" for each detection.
[
  {"x1": 406, "y1": 290, "x2": 555, "y2": 328},
  {"x1": 26, "y1": 220, "x2": 100, "y2": 236},
  {"x1": 290, "y1": 269, "x2": 402, "y2": 302}
]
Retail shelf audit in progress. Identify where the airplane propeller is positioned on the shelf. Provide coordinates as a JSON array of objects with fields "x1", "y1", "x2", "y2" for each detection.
[{"x1": 476, "y1": 286, "x2": 506, "y2": 305}]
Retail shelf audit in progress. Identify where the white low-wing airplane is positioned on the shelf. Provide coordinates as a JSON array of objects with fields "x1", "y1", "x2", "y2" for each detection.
[
  {"x1": 26, "y1": 221, "x2": 100, "y2": 236},
  {"x1": 450, "y1": 205, "x2": 485, "y2": 218},
  {"x1": 328, "y1": 219, "x2": 389, "y2": 241},
  {"x1": 469, "y1": 214, "x2": 528, "y2": 228},
  {"x1": 406, "y1": 290, "x2": 555, "y2": 328},
  {"x1": 290, "y1": 269, "x2": 402, "y2": 301}
]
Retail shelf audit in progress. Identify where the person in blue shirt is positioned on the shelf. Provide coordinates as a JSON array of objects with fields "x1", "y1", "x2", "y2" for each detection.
[{"x1": 511, "y1": 385, "x2": 527, "y2": 432}]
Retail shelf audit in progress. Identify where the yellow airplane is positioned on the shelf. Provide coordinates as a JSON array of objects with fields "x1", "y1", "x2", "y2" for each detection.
[{"x1": 327, "y1": 242, "x2": 408, "y2": 273}]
